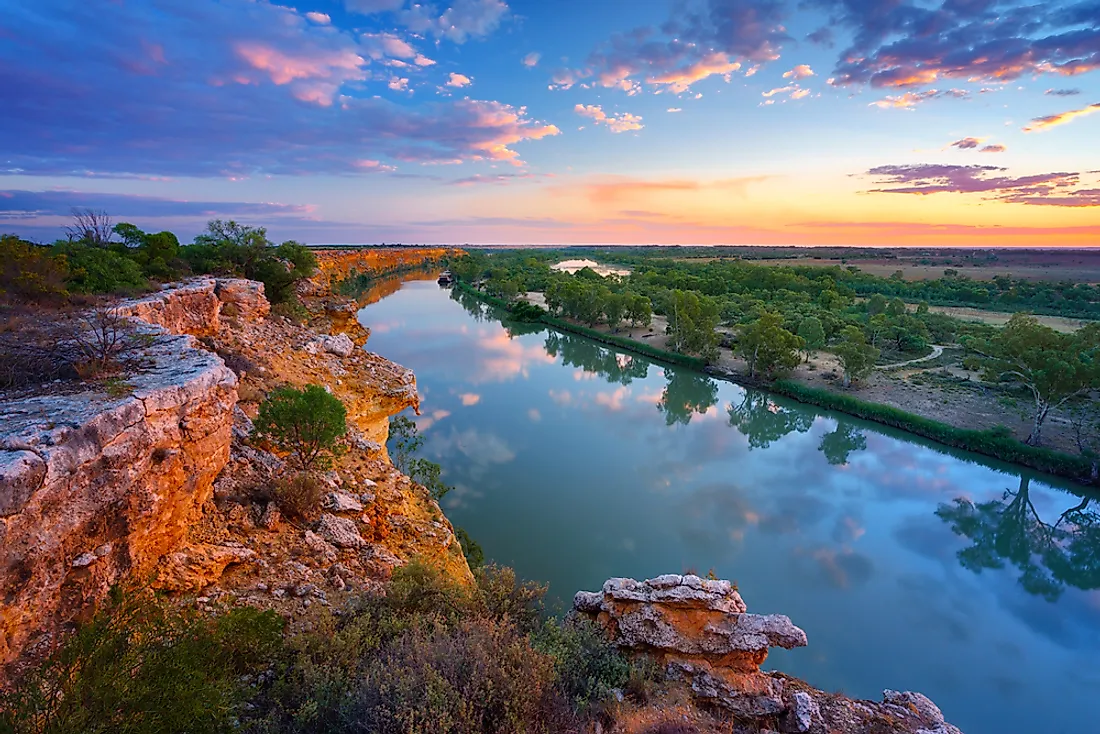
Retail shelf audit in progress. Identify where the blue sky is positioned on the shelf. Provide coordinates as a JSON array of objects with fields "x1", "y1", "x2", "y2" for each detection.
[{"x1": 2, "y1": 0, "x2": 1099, "y2": 245}]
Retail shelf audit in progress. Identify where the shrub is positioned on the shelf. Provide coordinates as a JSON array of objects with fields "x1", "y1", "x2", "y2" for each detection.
[
  {"x1": 253, "y1": 384, "x2": 347, "y2": 470},
  {"x1": 0, "y1": 312, "x2": 81, "y2": 389},
  {"x1": 474, "y1": 564, "x2": 546, "y2": 635},
  {"x1": 0, "y1": 589, "x2": 283, "y2": 734},
  {"x1": 273, "y1": 472, "x2": 325, "y2": 521},
  {"x1": 532, "y1": 617, "x2": 631, "y2": 711},
  {"x1": 53, "y1": 243, "x2": 147, "y2": 294},
  {"x1": 71, "y1": 305, "x2": 149, "y2": 379},
  {"x1": 509, "y1": 300, "x2": 547, "y2": 322},
  {"x1": 455, "y1": 526, "x2": 485, "y2": 569},
  {"x1": 0, "y1": 235, "x2": 69, "y2": 303},
  {"x1": 345, "y1": 617, "x2": 563, "y2": 734}
]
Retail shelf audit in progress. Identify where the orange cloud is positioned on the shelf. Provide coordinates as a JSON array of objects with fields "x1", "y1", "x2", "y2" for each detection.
[
  {"x1": 645, "y1": 52, "x2": 740, "y2": 93},
  {"x1": 782, "y1": 64, "x2": 814, "y2": 79},
  {"x1": 459, "y1": 392, "x2": 481, "y2": 406},
  {"x1": 447, "y1": 72, "x2": 472, "y2": 88},
  {"x1": 460, "y1": 100, "x2": 561, "y2": 164},
  {"x1": 577, "y1": 176, "x2": 771, "y2": 204},
  {"x1": 234, "y1": 42, "x2": 365, "y2": 104},
  {"x1": 1023, "y1": 103, "x2": 1100, "y2": 132}
]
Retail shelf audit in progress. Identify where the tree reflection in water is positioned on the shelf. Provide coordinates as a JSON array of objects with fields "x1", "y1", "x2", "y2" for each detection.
[
  {"x1": 657, "y1": 370, "x2": 719, "y2": 426},
  {"x1": 819, "y1": 423, "x2": 868, "y2": 466},
  {"x1": 937, "y1": 477, "x2": 1100, "y2": 601},
  {"x1": 543, "y1": 331, "x2": 650, "y2": 386},
  {"x1": 727, "y1": 391, "x2": 813, "y2": 449}
]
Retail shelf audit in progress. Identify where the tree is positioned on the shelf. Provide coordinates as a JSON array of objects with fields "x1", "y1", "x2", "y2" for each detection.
[
  {"x1": 601, "y1": 292, "x2": 626, "y2": 332},
  {"x1": 253, "y1": 385, "x2": 347, "y2": 470},
  {"x1": 626, "y1": 293, "x2": 652, "y2": 329},
  {"x1": 387, "y1": 414, "x2": 451, "y2": 500},
  {"x1": 833, "y1": 326, "x2": 879, "y2": 388},
  {"x1": 665, "y1": 290, "x2": 719, "y2": 360},
  {"x1": 867, "y1": 293, "x2": 888, "y2": 316},
  {"x1": 66, "y1": 208, "x2": 115, "y2": 247},
  {"x1": 737, "y1": 311, "x2": 802, "y2": 378},
  {"x1": 965, "y1": 314, "x2": 1100, "y2": 446},
  {"x1": 797, "y1": 316, "x2": 826, "y2": 360},
  {"x1": 886, "y1": 297, "x2": 907, "y2": 317}
]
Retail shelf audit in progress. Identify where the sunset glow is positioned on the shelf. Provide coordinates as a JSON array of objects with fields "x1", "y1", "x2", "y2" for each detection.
[{"x1": 2, "y1": 0, "x2": 1099, "y2": 246}]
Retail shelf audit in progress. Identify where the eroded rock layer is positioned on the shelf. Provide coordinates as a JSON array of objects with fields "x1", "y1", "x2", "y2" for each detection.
[{"x1": 575, "y1": 575, "x2": 963, "y2": 734}]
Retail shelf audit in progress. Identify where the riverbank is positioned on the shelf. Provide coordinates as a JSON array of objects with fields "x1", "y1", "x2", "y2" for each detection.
[{"x1": 459, "y1": 282, "x2": 1098, "y2": 488}]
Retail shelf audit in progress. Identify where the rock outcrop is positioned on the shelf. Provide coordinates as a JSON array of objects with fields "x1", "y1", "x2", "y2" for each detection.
[
  {"x1": 0, "y1": 322, "x2": 237, "y2": 667},
  {"x1": 575, "y1": 575, "x2": 963, "y2": 734},
  {"x1": 310, "y1": 247, "x2": 461, "y2": 294}
]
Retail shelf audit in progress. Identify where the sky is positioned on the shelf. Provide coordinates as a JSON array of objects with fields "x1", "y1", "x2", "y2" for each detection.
[{"x1": 1, "y1": 0, "x2": 1099, "y2": 247}]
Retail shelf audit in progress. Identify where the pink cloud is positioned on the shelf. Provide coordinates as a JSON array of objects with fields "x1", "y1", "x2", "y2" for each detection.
[
  {"x1": 574, "y1": 104, "x2": 643, "y2": 133},
  {"x1": 447, "y1": 72, "x2": 473, "y2": 88},
  {"x1": 782, "y1": 64, "x2": 814, "y2": 79},
  {"x1": 1023, "y1": 103, "x2": 1100, "y2": 133},
  {"x1": 234, "y1": 41, "x2": 365, "y2": 104}
]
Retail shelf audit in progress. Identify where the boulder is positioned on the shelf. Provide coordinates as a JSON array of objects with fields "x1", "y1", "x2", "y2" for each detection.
[
  {"x1": 323, "y1": 491, "x2": 364, "y2": 513},
  {"x1": 316, "y1": 514, "x2": 363, "y2": 548},
  {"x1": 214, "y1": 279, "x2": 270, "y2": 321},
  {"x1": 320, "y1": 333, "x2": 356, "y2": 357}
]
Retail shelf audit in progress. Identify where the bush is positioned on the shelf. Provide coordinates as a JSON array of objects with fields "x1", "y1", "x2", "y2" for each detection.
[
  {"x1": 0, "y1": 589, "x2": 284, "y2": 734},
  {"x1": 345, "y1": 617, "x2": 563, "y2": 734},
  {"x1": 273, "y1": 472, "x2": 325, "y2": 521},
  {"x1": 253, "y1": 384, "x2": 347, "y2": 470},
  {"x1": 532, "y1": 617, "x2": 631, "y2": 711},
  {"x1": 509, "y1": 300, "x2": 547, "y2": 322},
  {"x1": 455, "y1": 527, "x2": 485, "y2": 569},
  {"x1": 0, "y1": 235, "x2": 69, "y2": 303},
  {"x1": 53, "y1": 242, "x2": 148, "y2": 294},
  {"x1": 474, "y1": 564, "x2": 546, "y2": 635}
]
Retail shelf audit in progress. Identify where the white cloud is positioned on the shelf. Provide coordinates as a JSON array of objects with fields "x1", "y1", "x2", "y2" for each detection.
[
  {"x1": 667, "y1": 107, "x2": 682, "y2": 112},
  {"x1": 447, "y1": 72, "x2": 472, "y2": 87},
  {"x1": 305, "y1": 11, "x2": 331, "y2": 24},
  {"x1": 388, "y1": 76, "x2": 410, "y2": 91},
  {"x1": 783, "y1": 64, "x2": 814, "y2": 79},
  {"x1": 522, "y1": 52, "x2": 540, "y2": 67}
]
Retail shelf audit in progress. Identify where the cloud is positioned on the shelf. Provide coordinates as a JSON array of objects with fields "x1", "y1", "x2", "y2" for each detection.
[
  {"x1": 825, "y1": 0, "x2": 1100, "y2": 90},
  {"x1": 447, "y1": 172, "x2": 544, "y2": 186},
  {"x1": 305, "y1": 11, "x2": 331, "y2": 24},
  {"x1": 576, "y1": 175, "x2": 771, "y2": 204},
  {"x1": 345, "y1": 0, "x2": 406, "y2": 12},
  {"x1": 459, "y1": 392, "x2": 481, "y2": 406},
  {"x1": 869, "y1": 89, "x2": 968, "y2": 109},
  {"x1": 865, "y1": 164, "x2": 1100, "y2": 206},
  {"x1": 949, "y1": 137, "x2": 983, "y2": 149},
  {"x1": 782, "y1": 64, "x2": 814, "y2": 79},
  {"x1": 980, "y1": 144, "x2": 1007, "y2": 153},
  {"x1": 1046, "y1": 88, "x2": 1081, "y2": 96},
  {"x1": 446, "y1": 72, "x2": 473, "y2": 87},
  {"x1": 0, "y1": 1, "x2": 559, "y2": 177},
  {"x1": 1023, "y1": 103, "x2": 1100, "y2": 132},
  {"x1": 522, "y1": 52, "x2": 541, "y2": 67},
  {"x1": 361, "y1": 32, "x2": 417, "y2": 60},
  {"x1": 0, "y1": 189, "x2": 312, "y2": 220},
  {"x1": 574, "y1": 104, "x2": 644, "y2": 133},
  {"x1": 554, "y1": 0, "x2": 784, "y2": 95},
  {"x1": 762, "y1": 84, "x2": 809, "y2": 100},
  {"x1": 398, "y1": 0, "x2": 509, "y2": 43},
  {"x1": 667, "y1": 107, "x2": 683, "y2": 112},
  {"x1": 388, "y1": 76, "x2": 410, "y2": 91}
]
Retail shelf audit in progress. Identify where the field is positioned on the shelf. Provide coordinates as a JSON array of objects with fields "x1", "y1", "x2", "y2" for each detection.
[{"x1": 663, "y1": 246, "x2": 1100, "y2": 284}]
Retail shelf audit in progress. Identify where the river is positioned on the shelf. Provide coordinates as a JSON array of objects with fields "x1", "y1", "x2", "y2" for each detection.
[{"x1": 356, "y1": 274, "x2": 1100, "y2": 734}]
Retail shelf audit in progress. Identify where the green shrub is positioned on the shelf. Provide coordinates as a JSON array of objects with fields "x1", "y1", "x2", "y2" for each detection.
[
  {"x1": 474, "y1": 564, "x2": 546, "y2": 635},
  {"x1": 253, "y1": 384, "x2": 347, "y2": 470},
  {"x1": 509, "y1": 300, "x2": 547, "y2": 322},
  {"x1": 53, "y1": 243, "x2": 147, "y2": 294},
  {"x1": 532, "y1": 617, "x2": 631, "y2": 711},
  {"x1": 455, "y1": 527, "x2": 485, "y2": 569},
  {"x1": 0, "y1": 590, "x2": 283, "y2": 734}
]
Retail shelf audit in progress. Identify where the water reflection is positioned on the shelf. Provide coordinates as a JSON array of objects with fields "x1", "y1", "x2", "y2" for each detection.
[
  {"x1": 357, "y1": 278, "x2": 1100, "y2": 734},
  {"x1": 727, "y1": 391, "x2": 813, "y2": 448},
  {"x1": 937, "y1": 478, "x2": 1100, "y2": 601}
]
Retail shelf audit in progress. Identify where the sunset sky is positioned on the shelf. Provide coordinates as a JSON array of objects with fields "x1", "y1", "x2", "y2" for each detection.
[{"x1": 2, "y1": 0, "x2": 1099, "y2": 246}]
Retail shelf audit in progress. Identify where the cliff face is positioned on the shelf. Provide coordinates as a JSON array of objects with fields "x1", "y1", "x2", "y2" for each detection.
[
  {"x1": 0, "y1": 271, "x2": 469, "y2": 674},
  {"x1": 310, "y1": 247, "x2": 461, "y2": 293},
  {"x1": 0, "y1": 280, "x2": 247, "y2": 667}
]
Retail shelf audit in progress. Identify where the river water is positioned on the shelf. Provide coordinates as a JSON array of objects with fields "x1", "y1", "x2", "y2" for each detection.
[{"x1": 357, "y1": 275, "x2": 1100, "y2": 734}]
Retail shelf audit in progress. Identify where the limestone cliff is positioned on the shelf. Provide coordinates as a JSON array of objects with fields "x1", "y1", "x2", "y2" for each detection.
[
  {"x1": 310, "y1": 247, "x2": 461, "y2": 295},
  {"x1": 0, "y1": 272, "x2": 469, "y2": 675}
]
